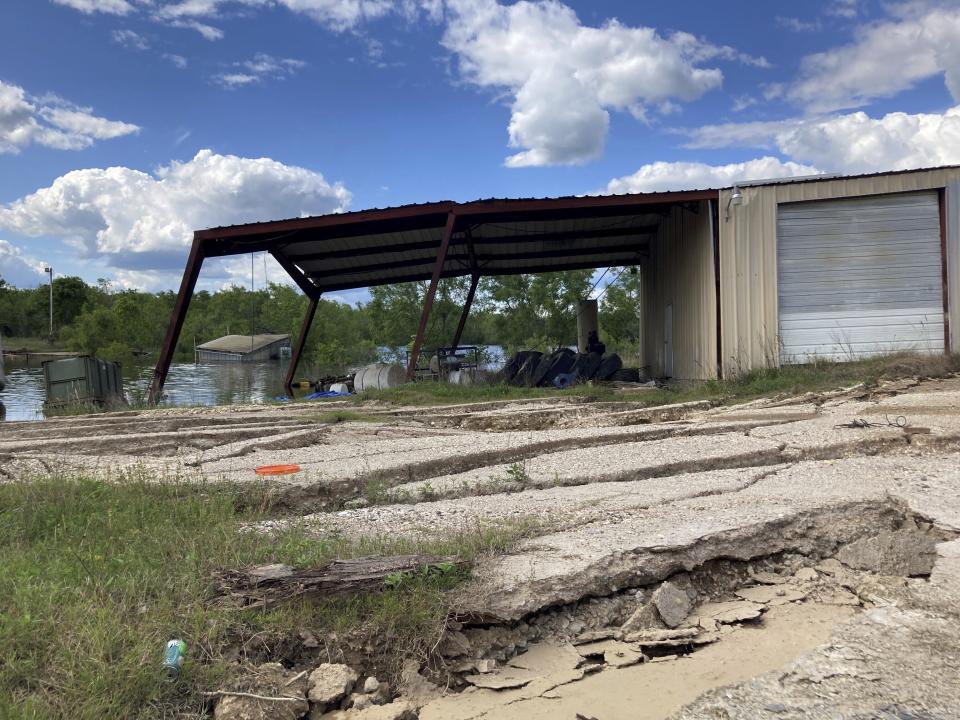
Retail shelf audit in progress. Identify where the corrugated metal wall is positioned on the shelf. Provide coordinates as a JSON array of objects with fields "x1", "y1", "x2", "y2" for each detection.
[
  {"x1": 720, "y1": 168, "x2": 960, "y2": 376},
  {"x1": 642, "y1": 200, "x2": 717, "y2": 380}
]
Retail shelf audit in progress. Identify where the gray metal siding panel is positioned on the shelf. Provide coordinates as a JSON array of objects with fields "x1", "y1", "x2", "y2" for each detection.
[{"x1": 776, "y1": 191, "x2": 944, "y2": 362}]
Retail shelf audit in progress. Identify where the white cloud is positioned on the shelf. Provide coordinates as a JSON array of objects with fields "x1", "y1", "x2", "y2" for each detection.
[
  {"x1": 776, "y1": 16, "x2": 821, "y2": 32},
  {"x1": 164, "y1": 53, "x2": 189, "y2": 68},
  {"x1": 52, "y1": 0, "x2": 137, "y2": 15},
  {"x1": 0, "y1": 149, "x2": 351, "y2": 274},
  {"x1": 440, "y1": 0, "x2": 749, "y2": 167},
  {"x1": 213, "y1": 53, "x2": 305, "y2": 87},
  {"x1": 166, "y1": 17, "x2": 225, "y2": 39},
  {"x1": 0, "y1": 239, "x2": 47, "y2": 288},
  {"x1": 111, "y1": 28, "x2": 150, "y2": 49},
  {"x1": 789, "y1": 4, "x2": 960, "y2": 112},
  {"x1": 152, "y1": 0, "x2": 398, "y2": 33},
  {"x1": 0, "y1": 81, "x2": 139, "y2": 154},
  {"x1": 604, "y1": 157, "x2": 820, "y2": 194},
  {"x1": 826, "y1": 0, "x2": 862, "y2": 19},
  {"x1": 687, "y1": 105, "x2": 960, "y2": 174}
]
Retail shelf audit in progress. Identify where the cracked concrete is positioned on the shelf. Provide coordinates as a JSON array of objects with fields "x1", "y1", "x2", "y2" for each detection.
[{"x1": 4, "y1": 374, "x2": 960, "y2": 717}]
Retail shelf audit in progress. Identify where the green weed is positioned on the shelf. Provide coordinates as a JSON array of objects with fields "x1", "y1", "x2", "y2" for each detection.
[{"x1": 0, "y1": 474, "x2": 529, "y2": 719}]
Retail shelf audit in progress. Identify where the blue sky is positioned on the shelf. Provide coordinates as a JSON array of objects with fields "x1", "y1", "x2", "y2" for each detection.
[{"x1": 2, "y1": 0, "x2": 960, "y2": 301}]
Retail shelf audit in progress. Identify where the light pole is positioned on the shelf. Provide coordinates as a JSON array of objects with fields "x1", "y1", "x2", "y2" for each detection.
[{"x1": 44, "y1": 266, "x2": 53, "y2": 342}]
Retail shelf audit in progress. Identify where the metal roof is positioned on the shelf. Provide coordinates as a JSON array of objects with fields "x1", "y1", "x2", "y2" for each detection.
[
  {"x1": 195, "y1": 334, "x2": 290, "y2": 354},
  {"x1": 196, "y1": 189, "x2": 718, "y2": 296}
]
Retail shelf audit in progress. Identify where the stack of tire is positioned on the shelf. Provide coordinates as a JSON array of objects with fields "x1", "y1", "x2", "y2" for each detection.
[{"x1": 496, "y1": 348, "x2": 635, "y2": 388}]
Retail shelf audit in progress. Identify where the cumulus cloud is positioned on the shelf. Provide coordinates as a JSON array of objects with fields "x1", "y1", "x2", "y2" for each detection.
[
  {"x1": 152, "y1": 0, "x2": 397, "y2": 34},
  {"x1": 111, "y1": 28, "x2": 150, "y2": 49},
  {"x1": 52, "y1": 0, "x2": 137, "y2": 15},
  {"x1": 687, "y1": 105, "x2": 960, "y2": 174},
  {"x1": 0, "y1": 239, "x2": 47, "y2": 288},
  {"x1": 164, "y1": 53, "x2": 189, "y2": 68},
  {"x1": 789, "y1": 3, "x2": 960, "y2": 112},
  {"x1": 604, "y1": 157, "x2": 820, "y2": 194},
  {"x1": 0, "y1": 81, "x2": 139, "y2": 154},
  {"x1": 440, "y1": 0, "x2": 757, "y2": 167},
  {"x1": 214, "y1": 53, "x2": 306, "y2": 88},
  {"x1": 0, "y1": 149, "x2": 351, "y2": 272}
]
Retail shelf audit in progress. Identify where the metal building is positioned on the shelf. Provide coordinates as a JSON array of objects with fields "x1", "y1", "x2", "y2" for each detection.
[
  {"x1": 719, "y1": 167, "x2": 960, "y2": 377},
  {"x1": 148, "y1": 166, "x2": 960, "y2": 403}
]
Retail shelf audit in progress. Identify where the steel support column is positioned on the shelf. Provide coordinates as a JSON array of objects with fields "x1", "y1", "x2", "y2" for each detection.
[
  {"x1": 407, "y1": 212, "x2": 456, "y2": 380},
  {"x1": 451, "y1": 273, "x2": 479, "y2": 349},
  {"x1": 284, "y1": 295, "x2": 319, "y2": 396},
  {"x1": 148, "y1": 237, "x2": 205, "y2": 405}
]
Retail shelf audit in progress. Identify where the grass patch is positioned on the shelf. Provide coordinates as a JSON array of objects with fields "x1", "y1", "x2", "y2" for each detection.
[
  {"x1": 351, "y1": 381, "x2": 619, "y2": 407},
  {"x1": 0, "y1": 474, "x2": 530, "y2": 719},
  {"x1": 1, "y1": 336, "x2": 69, "y2": 353},
  {"x1": 349, "y1": 352, "x2": 960, "y2": 410},
  {"x1": 309, "y1": 409, "x2": 383, "y2": 424}
]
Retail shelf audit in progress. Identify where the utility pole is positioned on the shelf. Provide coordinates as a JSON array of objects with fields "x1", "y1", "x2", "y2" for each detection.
[{"x1": 44, "y1": 266, "x2": 53, "y2": 343}]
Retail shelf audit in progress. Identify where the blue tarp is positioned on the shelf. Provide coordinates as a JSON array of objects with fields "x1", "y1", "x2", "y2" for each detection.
[{"x1": 305, "y1": 390, "x2": 352, "y2": 400}]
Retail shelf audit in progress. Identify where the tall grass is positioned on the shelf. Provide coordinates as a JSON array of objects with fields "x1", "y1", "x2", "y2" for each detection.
[{"x1": 0, "y1": 475, "x2": 529, "y2": 719}]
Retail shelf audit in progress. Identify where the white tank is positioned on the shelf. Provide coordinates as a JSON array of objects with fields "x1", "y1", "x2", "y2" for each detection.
[{"x1": 353, "y1": 363, "x2": 405, "y2": 392}]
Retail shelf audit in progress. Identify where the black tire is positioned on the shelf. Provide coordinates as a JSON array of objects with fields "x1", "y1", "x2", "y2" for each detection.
[
  {"x1": 527, "y1": 352, "x2": 558, "y2": 388},
  {"x1": 572, "y1": 352, "x2": 603, "y2": 381},
  {"x1": 498, "y1": 351, "x2": 530, "y2": 384},
  {"x1": 595, "y1": 354, "x2": 623, "y2": 381},
  {"x1": 540, "y1": 352, "x2": 576, "y2": 387},
  {"x1": 510, "y1": 351, "x2": 543, "y2": 386}
]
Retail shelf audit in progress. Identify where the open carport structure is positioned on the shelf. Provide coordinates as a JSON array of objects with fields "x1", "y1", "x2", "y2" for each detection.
[
  {"x1": 148, "y1": 166, "x2": 960, "y2": 405},
  {"x1": 147, "y1": 189, "x2": 720, "y2": 403}
]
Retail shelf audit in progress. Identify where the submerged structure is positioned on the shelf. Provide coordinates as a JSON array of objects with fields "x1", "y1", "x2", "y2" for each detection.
[
  {"x1": 194, "y1": 334, "x2": 291, "y2": 363},
  {"x1": 149, "y1": 166, "x2": 960, "y2": 403}
]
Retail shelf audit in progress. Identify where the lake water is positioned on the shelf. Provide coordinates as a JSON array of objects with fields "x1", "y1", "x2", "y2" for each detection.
[
  {"x1": 0, "y1": 346, "x2": 508, "y2": 422},
  {"x1": 0, "y1": 361, "x2": 292, "y2": 422}
]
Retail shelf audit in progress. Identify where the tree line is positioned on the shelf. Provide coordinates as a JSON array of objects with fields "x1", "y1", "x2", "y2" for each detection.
[{"x1": 0, "y1": 270, "x2": 642, "y2": 374}]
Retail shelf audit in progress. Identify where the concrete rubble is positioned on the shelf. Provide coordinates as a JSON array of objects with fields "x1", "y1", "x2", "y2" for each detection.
[{"x1": 5, "y1": 375, "x2": 960, "y2": 717}]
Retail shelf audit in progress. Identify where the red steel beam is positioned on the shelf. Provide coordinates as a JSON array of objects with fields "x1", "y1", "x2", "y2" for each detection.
[
  {"x1": 148, "y1": 236, "x2": 205, "y2": 405},
  {"x1": 271, "y1": 249, "x2": 321, "y2": 299},
  {"x1": 284, "y1": 295, "x2": 319, "y2": 396},
  {"x1": 407, "y1": 212, "x2": 457, "y2": 380},
  {"x1": 452, "y1": 273, "x2": 480, "y2": 349}
]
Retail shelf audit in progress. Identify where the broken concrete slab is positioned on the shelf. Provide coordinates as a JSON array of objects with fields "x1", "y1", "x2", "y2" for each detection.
[
  {"x1": 836, "y1": 528, "x2": 939, "y2": 576},
  {"x1": 463, "y1": 669, "x2": 534, "y2": 690},
  {"x1": 695, "y1": 600, "x2": 765, "y2": 625},
  {"x1": 649, "y1": 580, "x2": 691, "y2": 628},
  {"x1": 459, "y1": 494, "x2": 908, "y2": 621},
  {"x1": 601, "y1": 641, "x2": 647, "y2": 668}
]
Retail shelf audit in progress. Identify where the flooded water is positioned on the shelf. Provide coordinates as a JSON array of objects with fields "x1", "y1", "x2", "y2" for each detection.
[
  {"x1": 0, "y1": 345, "x2": 508, "y2": 422},
  {"x1": 0, "y1": 360, "x2": 291, "y2": 422}
]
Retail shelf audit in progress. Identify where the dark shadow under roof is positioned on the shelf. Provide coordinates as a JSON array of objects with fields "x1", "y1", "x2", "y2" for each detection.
[{"x1": 197, "y1": 190, "x2": 719, "y2": 296}]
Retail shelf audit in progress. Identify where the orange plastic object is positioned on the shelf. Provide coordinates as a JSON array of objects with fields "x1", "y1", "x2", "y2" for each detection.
[{"x1": 255, "y1": 464, "x2": 302, "y2": 476}]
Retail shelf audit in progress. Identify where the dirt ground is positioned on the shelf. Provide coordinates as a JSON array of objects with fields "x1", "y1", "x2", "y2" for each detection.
[{"x1": 3, "y1": 375, "x2": 960, "y2": 718}]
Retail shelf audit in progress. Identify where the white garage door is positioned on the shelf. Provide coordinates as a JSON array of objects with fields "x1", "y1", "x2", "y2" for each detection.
[{"x1": 777, "y1": 191, "x2": 945, "y2": 363}]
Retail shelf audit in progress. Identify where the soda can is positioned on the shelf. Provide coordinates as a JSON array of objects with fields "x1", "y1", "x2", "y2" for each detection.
[{"x1": 162, "y1": 639, "x2": 187, "y2": 682}]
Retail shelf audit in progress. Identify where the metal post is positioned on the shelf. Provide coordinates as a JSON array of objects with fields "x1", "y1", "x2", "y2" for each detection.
[
  {"x1": 284, "y1": 295, "x2": 319, "y2": 396},
  {"x1": 407, "y1": 212, "x2": 456, "y2": 380},
  {"x1": 148, "y1": 238, "x2": 205, "y2": 405},
  {"x1": 44, "y1": 266, "x2": 53, "y2": 342},
  {"x1": 451, "y1": 273, "x2": 479, "y2": 349}
]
